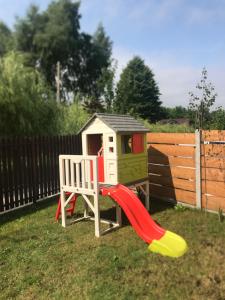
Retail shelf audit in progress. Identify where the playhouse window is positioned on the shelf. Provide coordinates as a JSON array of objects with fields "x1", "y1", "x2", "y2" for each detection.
[
  {"x1": 121, "y1": 134, "x2": 144, "y2": 154},
  {"x1": 109, "y1": 136, "x2": 113, "y2": 142},
  {"x1": 87, "y1": 134, "x2": 103, "y2": 155},
  {"x1": 121, "y1": 135, "x2": 132, "y2": 154}
]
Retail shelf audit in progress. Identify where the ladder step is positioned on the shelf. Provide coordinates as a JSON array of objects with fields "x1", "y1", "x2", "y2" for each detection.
[{"x1": 55, "y1": 193, "x2": 77, "y2": 221}]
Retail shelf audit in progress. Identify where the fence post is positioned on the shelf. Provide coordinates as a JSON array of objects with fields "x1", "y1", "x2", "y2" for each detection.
[{"x1": 195, "y1": 129, "x2": 202, "y2": 209}]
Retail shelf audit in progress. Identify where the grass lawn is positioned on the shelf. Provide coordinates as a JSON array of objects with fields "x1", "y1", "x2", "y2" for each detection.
[{"x1": 0, "y1": 196, "x2": 225, "y2": 300}]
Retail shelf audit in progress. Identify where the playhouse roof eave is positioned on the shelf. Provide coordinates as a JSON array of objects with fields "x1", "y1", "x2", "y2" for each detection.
[{"x1": 78, "y1": 113, "x2": 150, "y2": 135}]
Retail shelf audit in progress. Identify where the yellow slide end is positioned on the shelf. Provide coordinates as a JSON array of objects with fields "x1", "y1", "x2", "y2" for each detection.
[{"x1": 148, "y1": 231, "x2": 188, "y2": 258}]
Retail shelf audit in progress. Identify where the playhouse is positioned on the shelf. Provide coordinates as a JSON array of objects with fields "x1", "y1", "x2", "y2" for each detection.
[
  {"x1": 80, "y1": 113, "x2": 149, "y2": 187},
  {"x1": 57, "y1": 113, "x2": 188, "y2": 257},
  {"x1": 58, "y1": 113, "x2": 150, "y2": 232}
]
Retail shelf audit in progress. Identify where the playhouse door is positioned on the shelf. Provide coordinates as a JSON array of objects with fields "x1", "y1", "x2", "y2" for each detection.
[
  {"x1": 97, "y1": 156, "x2": 105, "y2": 182},
  {"x1": 90, "y1": 148, "x2": 105, "y2": 183},
  {"x1": 97, "y1": 147, "x2": 105, "y2": 182}
]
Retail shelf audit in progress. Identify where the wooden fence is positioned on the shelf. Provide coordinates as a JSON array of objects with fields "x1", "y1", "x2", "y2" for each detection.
[
  {"x1": 147, "y1": 130, "x2": 225, "y2": 212},
  {"x1": 0, "y1": 135, "x2": 82, "y2": 213},
  {"x1": 201, "y1": 131, "x2": 225, "y2": 211},
  {"x1": 0, "y1": 131, "x2": 224, "y2": 214}
]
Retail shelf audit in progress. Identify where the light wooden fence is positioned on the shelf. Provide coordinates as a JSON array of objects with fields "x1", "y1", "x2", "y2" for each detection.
[
  {"x1": 201, "y1": 131, "x2": 225, "y2": 211},
  {"x1": 147, "y1": 130, "x2": 225, "y2": 212}
]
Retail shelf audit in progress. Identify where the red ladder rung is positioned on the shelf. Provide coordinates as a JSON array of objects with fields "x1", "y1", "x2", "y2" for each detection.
[{"x1": 55, "y1": 193, "x2": 77, "y2": 221}]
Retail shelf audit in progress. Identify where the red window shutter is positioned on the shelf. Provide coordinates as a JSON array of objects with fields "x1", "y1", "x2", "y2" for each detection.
[{"x1": 132, "y1": 134, "x2": 144, "y2": 154}]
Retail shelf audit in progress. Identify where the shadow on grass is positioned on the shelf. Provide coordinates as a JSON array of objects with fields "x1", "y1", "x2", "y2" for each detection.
[
  {"x1": 150, "y1": 197, "x2": 175, "y2": 214},
  {"x1": 0, "y1": 194, "x2": 174, "y2": 229},
  {"x1": 99, "y1": 197, "x2": 175, "y2": 227},
  {"x1": 0, "y1": 195, "x2": 58, "y2": 226}
]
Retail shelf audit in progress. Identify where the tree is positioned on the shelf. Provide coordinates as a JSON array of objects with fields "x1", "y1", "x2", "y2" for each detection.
[
  {"x1": 14, "y1": 1, "x2": 80, "y2": 91},
  {"x1": 14, "y1": 1, "x2": 113, "y2": 102},
  {"x1": 82, "y1": 23, "x2": 113, "y2": 112},
  {"x1": 114, "y1": 56, "x2": 161, "y2": 122},
  {"x1": 59, "y1": 101, "x2": 89, "y2": 134},
  {"x1": 0, "y1": 52, "x2": 59, "y2": 136},
  {"x1": 83, "y1": 96, "x2": 105, "y2": 114},
  {"x1": 96, "y1": 63, "x2": 116, "y2": 112},
  {"x1": 14, "y1": 5, "x2": 46, "y2": 65},
  {"x1": 0, "y1": 22, "x2": 13, "y2": 56},
  {"x1": 188, "y1": 67, "x2": 217, "y2": 129},
  {"x1": 165, "y1": 106, "x2": 189, "y2": 119},
  {"x1": 93, "y1": 23, "x2": 112, "y2": 66},
  {"x1": 210, "y1": 107, "x2": 225, "y2": 130}
]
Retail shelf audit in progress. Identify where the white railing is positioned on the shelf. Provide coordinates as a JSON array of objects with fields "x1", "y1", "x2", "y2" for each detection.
[{"x1": 59, "y1": 155, "x2": 99, "y2": 196}]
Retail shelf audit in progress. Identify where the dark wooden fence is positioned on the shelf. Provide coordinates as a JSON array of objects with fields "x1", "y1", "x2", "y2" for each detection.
[{"x1": 0, "y1": 135, "x2": 82, "y2": 213}]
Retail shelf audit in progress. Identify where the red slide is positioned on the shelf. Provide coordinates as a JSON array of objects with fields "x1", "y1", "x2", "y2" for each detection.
[{"x1": 101, "y1": 184, "x2": 165, "y2": 243}]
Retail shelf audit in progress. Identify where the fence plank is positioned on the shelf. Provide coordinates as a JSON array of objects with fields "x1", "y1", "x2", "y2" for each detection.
[
  {"x1": 201, "y1": 156, "x2": 225, "y2": 169},
  {"x1": 27, "y1": 137, "x2": 34, "y2": 203},
  {"x1": 7, "y1": 139, "x2": 15, "y2": 209},
  {"x1": 149, "y1": 164, "x2": 195, "y2": 180},
  {"x1": 17, "y1": 138, "x2": 24, "y2": 206},
  {"x1": 149, "y1": 184, "x2": 196, "y2": 204},
  {"x1": 149, "y1": 175, "x2": 195, "y2": 192},
  {"x1": 32, "y1": 137, "x2": 38, "y2": 202},
  {"x1": 40, "y1": 136, "x2": 46, "y2": 198},
  {"x1": 54, "y1": 136, "x2": 60, "y2": 193},
  {"x1": 201, "y1": 144, "x2": 225, "y2": 157},
  {"x1": 201, "y1": 194, "x2": 225, "y2": 210},
  {"x1": 0, "y1": 139, "x2": 4, "y2": 211},
  {"x1": 13, "y1": 137, "x2": 19, "y2": 207},
  {"x1": 148, "y1": 144, "x2": 195, "y2": 157},
  {"x1": 201, "y1": 180, "x2": 225, "y2": 198},
  {"x1": 46, "y1": 136, "x2": 51, "y2": 195},
  {"x1": 23, "y1": 137, "x2": 29, "y2": 204},
  {"x1": 147, "y1": 133, "x2": 195, "y2": 144},
  {"x1": 201, "y1": 167, "x2": 225, "y2": 182},
  {"x1": 2, "y1": 138, "x2": 9, "y2": 210},
  {"x1": 49, "y1": 136, "x2": 54, "y2": 194},
  {"x1": 50, "y1": 136, "x2": 55, "y2": 194},
  {"x1": 36, "y1": 136, "x2": 41, "y2": 199},
  {"x1": 202, "y1": 130, "x2": 225, "y2": 141},
  {"x1": 149, "y1": 155, "x2": 195, "y2": 167}
]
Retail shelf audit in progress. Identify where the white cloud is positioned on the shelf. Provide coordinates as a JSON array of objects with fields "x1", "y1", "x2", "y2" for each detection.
[
  {"x1": 127, "y1": 0, "x2": 184, "y2": 28},
  {"x1": 113, "y1": 45, "x2": 225, "y2": 108},
  {"x1": 187, "y1": 4, "x2": 225, "y2": 24}
]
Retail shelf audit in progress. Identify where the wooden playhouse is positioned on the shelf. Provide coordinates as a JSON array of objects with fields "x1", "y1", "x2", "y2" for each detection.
[
  {"x1": 59, "y1": 113, "x2": 150, "y2": 236},
  {"x1": 80, "y1": 113, "x2": 149, "y2": 185}
]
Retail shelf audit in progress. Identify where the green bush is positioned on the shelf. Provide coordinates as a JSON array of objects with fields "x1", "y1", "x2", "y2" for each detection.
[
  {"x1": 59, "y1": 101, "x2": 89, "y2": 135},
  {"x1": 0, "y1": 51, "x2": 60, "y2": 136},
  {"x1": 143, "y1": 120, "x2": 194, "y2": 133}
]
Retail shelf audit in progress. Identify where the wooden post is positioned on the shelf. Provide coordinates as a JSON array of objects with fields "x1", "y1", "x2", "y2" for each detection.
[
  {"x1": 61, "y1": 190, "x2": 67, "y2": 227},
  {"x1": 145, "y1": 180, "x2": 150, "y2": 211},
  {"x1": 56, "y1": 61, "x2": 61, "y2": 103},
  {"x1": 116, "y1": 204, "x2": 122, "y2": 227},
  {"x1": 93, "y1": 157, "x2": 100, "y2": 237},
  {"x1": 84, "y1": 200, "x2": 89, "y2": 218},
  {"x1": 195, "y1": 129, "x2": 202, "y2": 209},
  {"x1": 59, "y1": 156, "x2": 67, "y2": 227}
]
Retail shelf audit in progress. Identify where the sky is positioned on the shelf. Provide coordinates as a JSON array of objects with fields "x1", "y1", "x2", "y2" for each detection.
[{"x1": 0, "y1": 0, "x2": 225, "y2": 108}]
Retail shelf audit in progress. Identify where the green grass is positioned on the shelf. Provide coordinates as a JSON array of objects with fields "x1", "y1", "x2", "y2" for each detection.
[
  {"x1": 143, "y1": 120, "x2": 195, "y2": 133},
  {"x1": 1, "y1": 197, "x2": 225, "y2": 300}
]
